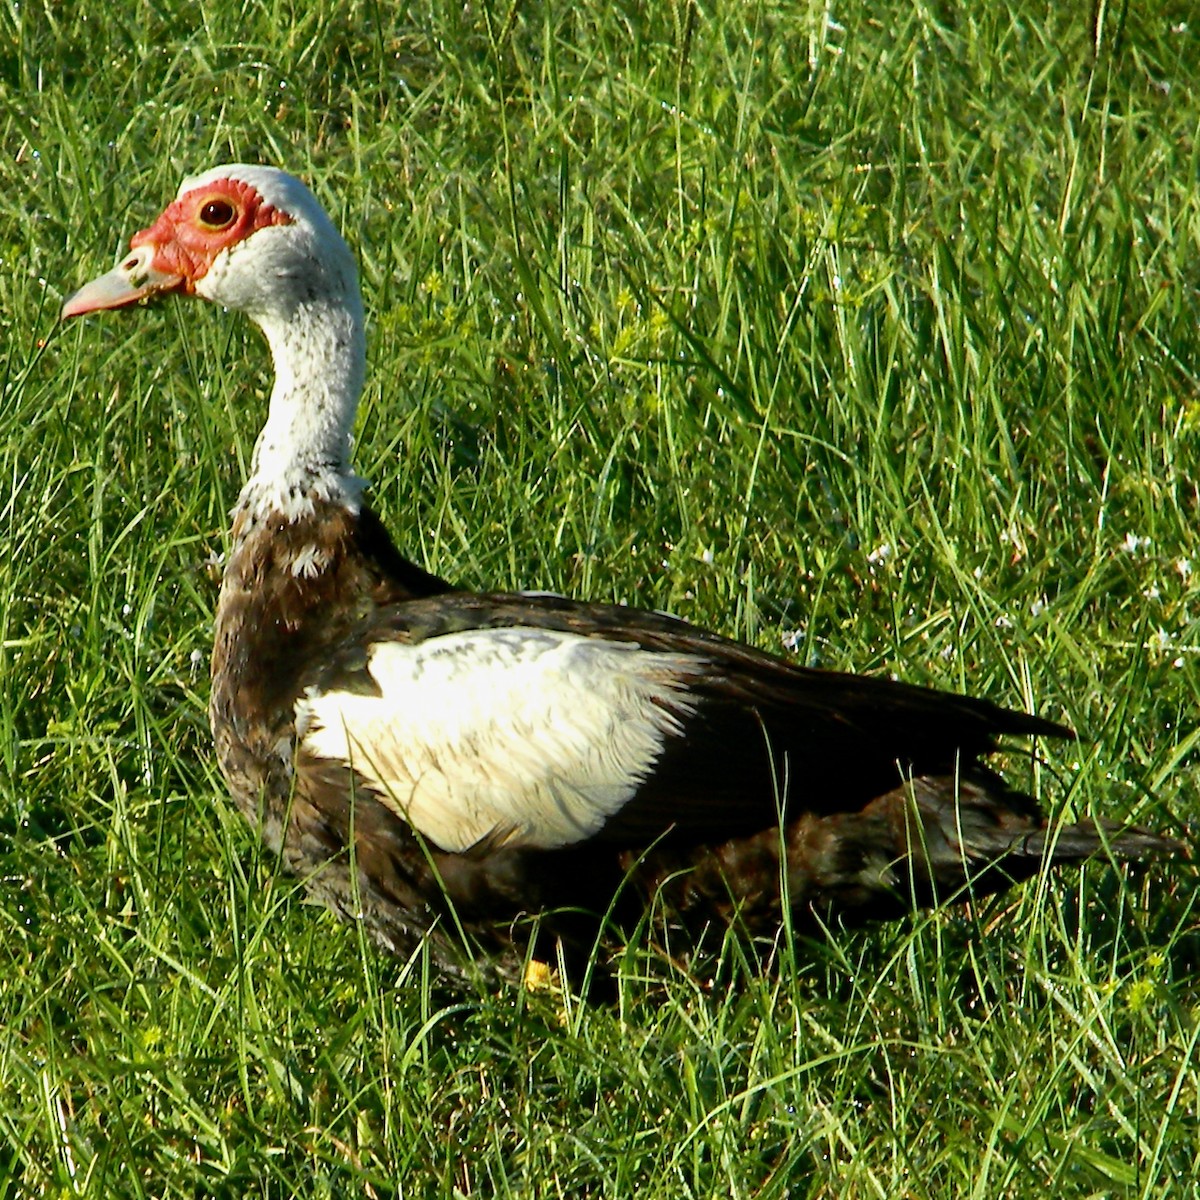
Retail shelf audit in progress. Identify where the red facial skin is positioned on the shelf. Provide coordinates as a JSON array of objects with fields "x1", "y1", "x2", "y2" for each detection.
[
  {"x1": 131, "y1": 176, "x2": 293, "y2": 292},
  {"x1": 62, "y1": 175, "x2": 298, "y2": 320}
]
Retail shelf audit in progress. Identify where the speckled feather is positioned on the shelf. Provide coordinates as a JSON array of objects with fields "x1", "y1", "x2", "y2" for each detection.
[{"x1": 210, "y1": 496, "x2": 1171, "y2": 982}]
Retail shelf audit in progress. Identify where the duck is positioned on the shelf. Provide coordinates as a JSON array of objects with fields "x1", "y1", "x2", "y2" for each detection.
[{"x1": 62, "y1": 164, "x2": 1177, "y2": 985}]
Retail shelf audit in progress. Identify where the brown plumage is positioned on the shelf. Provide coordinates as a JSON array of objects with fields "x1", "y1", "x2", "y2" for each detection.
[{"x1": 63, "y1": 165, "x2": 1179, "y2": 987}]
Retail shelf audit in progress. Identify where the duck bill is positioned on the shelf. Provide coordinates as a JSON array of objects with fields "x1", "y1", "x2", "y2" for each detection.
[{"x1": 61, "y1": 245, "x2": 184, "y2": 319}]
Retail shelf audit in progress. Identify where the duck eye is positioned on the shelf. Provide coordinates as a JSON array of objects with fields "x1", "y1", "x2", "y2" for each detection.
[{"x1": 198, "y1": 199, "x2": 236, "y2": 229}]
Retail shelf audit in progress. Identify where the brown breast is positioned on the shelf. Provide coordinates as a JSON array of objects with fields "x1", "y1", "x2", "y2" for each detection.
[{"x1": 209, "y1": 500, "x2": 446, "y2": 846}]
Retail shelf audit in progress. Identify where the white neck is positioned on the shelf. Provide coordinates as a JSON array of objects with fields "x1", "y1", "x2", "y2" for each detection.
[{"x1": 235, "y1": 291, "x2": 367, "y2": 523}]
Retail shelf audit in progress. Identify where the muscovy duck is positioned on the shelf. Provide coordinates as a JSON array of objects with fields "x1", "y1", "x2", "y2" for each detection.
[{"x1": 62, "y1": 165, "x2": 1176, "y2": 983}]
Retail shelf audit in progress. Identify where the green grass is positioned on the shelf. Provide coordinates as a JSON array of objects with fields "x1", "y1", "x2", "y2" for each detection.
[{"x1": 2, "y1": 0, "x2": 1199, "y2": 1195}]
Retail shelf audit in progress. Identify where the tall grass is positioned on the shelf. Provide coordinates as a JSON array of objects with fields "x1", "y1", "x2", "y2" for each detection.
[{"x1": 1, "y1": 1, "x2": 1197, "y2": 1195}]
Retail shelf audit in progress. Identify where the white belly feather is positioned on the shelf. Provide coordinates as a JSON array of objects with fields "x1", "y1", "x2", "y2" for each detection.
[{"x1": 294, "y1": 627, "x2": 704, "y2": 852}]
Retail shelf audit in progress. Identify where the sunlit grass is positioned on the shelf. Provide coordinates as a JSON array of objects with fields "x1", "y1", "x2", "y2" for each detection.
[{"x1": 1, "y1": 1, "x2": 1198, "y2": 1195}]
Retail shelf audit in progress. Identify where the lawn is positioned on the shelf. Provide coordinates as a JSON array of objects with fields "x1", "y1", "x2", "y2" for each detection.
[{"x1": 1, "y1": 1, "x2": 1198, "y2": 1195}]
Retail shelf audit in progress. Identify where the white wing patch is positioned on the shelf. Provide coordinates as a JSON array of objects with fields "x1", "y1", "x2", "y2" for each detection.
[{"x1": 295, "y1": 627, "x2": 704, "y2": 852}]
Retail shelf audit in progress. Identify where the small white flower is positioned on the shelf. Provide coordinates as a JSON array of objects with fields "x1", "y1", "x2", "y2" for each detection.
[
  {"x1": 867, "y1": 542, "x2": 892, "y2": 566},
  {"x1": 1151, "y1": 628, "x2": 1174, "y2": 652},
  {"x1": 1176, "y1": 558, "x2": 1192, "y2": 580},
  {"x1": 1121, "y1": 532, "x2": 1150, "y2": 554},
  {"x1": 998, "y1": 520, "x2": 1026, "y2": 551},
  {"x1": 994, "y1": 614, "x2": 1013, "y2": 629}
]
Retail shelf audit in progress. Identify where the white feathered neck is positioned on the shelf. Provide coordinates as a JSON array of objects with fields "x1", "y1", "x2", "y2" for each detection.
[{"x1": 185, "y1": 165, "x2": 368, "y2": 524}]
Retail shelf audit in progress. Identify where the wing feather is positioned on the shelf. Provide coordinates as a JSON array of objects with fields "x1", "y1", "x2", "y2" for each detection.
[{"x1": 295, "y1": 626, "x2": 703, "y2": 852}]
